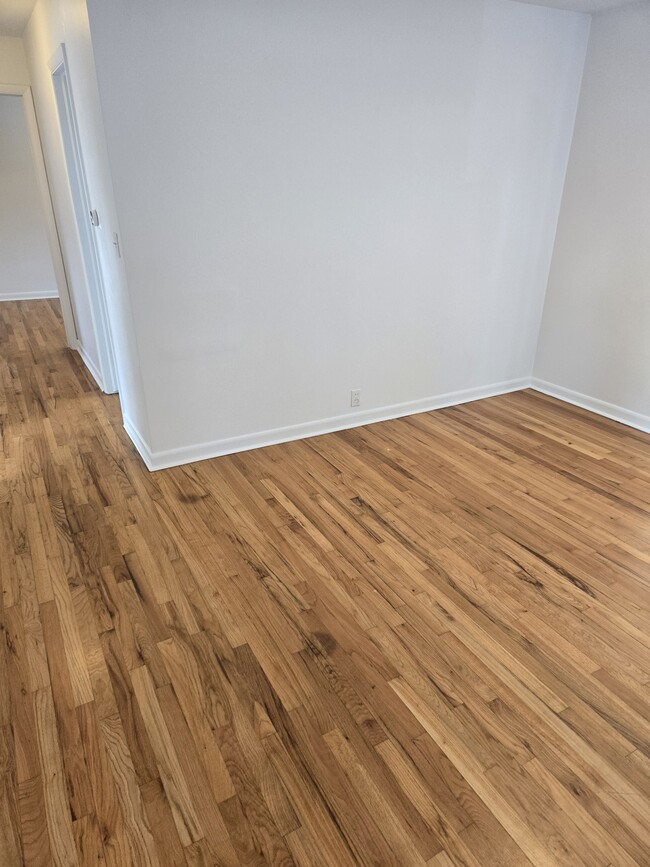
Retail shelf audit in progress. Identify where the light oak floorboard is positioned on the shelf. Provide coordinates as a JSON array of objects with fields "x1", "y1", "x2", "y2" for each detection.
[{"x1": 1, "y1": 299, "x2": 650, "y2": 865}]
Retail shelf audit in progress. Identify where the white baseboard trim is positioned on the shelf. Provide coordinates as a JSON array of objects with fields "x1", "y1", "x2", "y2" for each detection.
[
  {"x1": 76, "y1": 343, "x2": 104, "y2": 392},
  {"x1": 123, "y1": 376, "x2": 649, "y2": 472},
  {"x1": 0, "y1": 290, "x2": 58, "y2": 301},
  {"x1": 128, "y1": 377, "x2": 530, "y2": 472},
  {"x1": 123, "y1": 416, "x2": 156, "y2": 471},
  {"x1": 531, "y1": 378, "x2": 650, "y2": 435}
]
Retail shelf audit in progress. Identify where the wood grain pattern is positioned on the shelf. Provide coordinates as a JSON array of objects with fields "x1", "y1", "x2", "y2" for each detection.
[{"x1": 1, "y1": 298, "x2": 650, "y2": 865}]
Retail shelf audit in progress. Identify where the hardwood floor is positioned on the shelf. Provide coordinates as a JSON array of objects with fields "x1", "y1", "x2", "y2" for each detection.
[{"x1": 1, "y1": 299, "x2": 649, "y2": 866}]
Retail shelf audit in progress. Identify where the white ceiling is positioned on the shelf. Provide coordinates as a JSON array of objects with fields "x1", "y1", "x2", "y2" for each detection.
[
  {"x1": 0, "y1": 0, "x2": 36, "y2": 37},
  {"x1": 514, "y1": 0, "x2": 647, "y2": 12},
  {"x1": 0, "y1": 0, "x2": 646, "y2": 39}
]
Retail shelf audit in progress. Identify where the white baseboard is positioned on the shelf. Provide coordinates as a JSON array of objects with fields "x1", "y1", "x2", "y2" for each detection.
[
  {"x1": 530, "y1": 378, "x2": 650, "y2": 435},
  {"x1": 0, "y1": 290, "x2": 58, "y2": 301},
  {"x1": 123, "y1": 416, "x2": 156, "y2": 470},
  {"x1": 125, "y1": 377, "x2": 530, "y2": 472},
  {"x1": 123, "y1": 376, "x2": 649, "y2": 473},
  {"x1": 76, "y1": 343, "x2": 104, "y2": 392}
]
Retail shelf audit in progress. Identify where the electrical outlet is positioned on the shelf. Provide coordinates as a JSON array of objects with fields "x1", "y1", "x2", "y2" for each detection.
[{"x1": 351, "y1": 389, "x2": 361, "y2": 408}]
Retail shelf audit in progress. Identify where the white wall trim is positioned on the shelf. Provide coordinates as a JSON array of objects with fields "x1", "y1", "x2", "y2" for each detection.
[
  {"x1": 0, "y1": 290, "x2": 58, "y2": 301},
  {"x1": 123, "y1": 376, "x2": 650, "y2": 473},
  {"x1": 123, "y1": 415, "x2": 155, "y2": 470},
  {"x1": 124, "y1": 377, "x2": 530, "y2": 472},
  {"x1": 531, "y1": 378, "x2": 650, "y2": 435},
  {"x1": 76, "y1": 342, "x2": 104, "y2": 392},
  {"x1": 49, "y1": 44, "x2": 120, "y2": 394}
]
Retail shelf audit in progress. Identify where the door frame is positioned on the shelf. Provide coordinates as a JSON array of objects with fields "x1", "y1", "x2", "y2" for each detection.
[
  {"x1": 48, "y1": 43, "x2": 119, "y2": 394},
  {"x1": 0, "y1": 82, "x2": 79, "y2": 348}
]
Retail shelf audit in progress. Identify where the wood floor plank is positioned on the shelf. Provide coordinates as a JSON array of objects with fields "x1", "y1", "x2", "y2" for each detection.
[
  {"x1": 33, "y1": 687, "x2": 80, "y2": 867},
  {"x1": 129, "y1": 666, "x2": 202, "y2": 849},
  {"x1": 0, "y1": 772, "x2": 22, "y2": 867},
  {"x1": 17, "y1": 774, "x2": 51, "y2": 867},
  {"x1": 1, "y1": 299, "x2": 650, "y2": 864}
]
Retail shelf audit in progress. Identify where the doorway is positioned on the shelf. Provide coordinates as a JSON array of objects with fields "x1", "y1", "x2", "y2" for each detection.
[
  {"x1": 49, "y1": 43, "x2": 118, "y2": 394},
  {"x1": 0, "y1": 82, "x2": 79, "y2": 348},
  {"x1": 0, "y1": 62, "x2": 118, "y2": 395}
]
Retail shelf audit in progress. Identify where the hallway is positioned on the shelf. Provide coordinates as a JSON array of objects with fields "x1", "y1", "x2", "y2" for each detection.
[{"x1": 1, "y1": 299, "x2": 650, "y2": 866}]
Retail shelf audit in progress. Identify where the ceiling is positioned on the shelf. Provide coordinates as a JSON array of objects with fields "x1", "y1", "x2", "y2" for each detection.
[
  {"x1": 514, "y1": 0, "x2": 647, "y2": 12},
  {"x1": 0, "y1": 0, "x2": 36, "y2": 36},
  {"x1": 0, "y1": 0, "x2": 646, "y2": 39}
]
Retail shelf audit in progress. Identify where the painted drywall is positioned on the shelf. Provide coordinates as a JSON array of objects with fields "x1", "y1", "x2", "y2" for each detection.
[
  {"x1": 514, "y1": 0, "x2": 643, "y2": 13},
  {"x1": 0, "y1": 0, "x2": 38, "y2": 38},
  {"x1": 0, "y1": 94, "x2": 58, "y2": 299},
  {"x1": 534, "y1": 2, "x2": 650, "y2": 423},
  {"x1": 0, "y1": 35, "x2": 31, "y2": 84},
  {"x1": 22, "y1": 0, "x2": 150, "y2": 431},
  {"x1": 87, "y1": 0, "x2": 589, "y2": 464}
]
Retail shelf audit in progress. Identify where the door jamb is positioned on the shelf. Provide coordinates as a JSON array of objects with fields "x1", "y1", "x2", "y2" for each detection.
[{"x1": 48, "y1": 43, "x2": 119, "y2": 394}]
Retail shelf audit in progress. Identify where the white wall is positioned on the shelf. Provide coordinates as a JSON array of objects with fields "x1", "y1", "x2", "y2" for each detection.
[
  {"x1": 23, "y1": 0, "x2": 151, "y2": 435},
  {"x1": 0, "y1": 35, "x2": 30, "y2": 84},
  {"x1": 86, "y1": 0, "x2": 589, "y2": 466},
  {"x1": 0, "y1": 94, "x2": 58, "y2": 299},
  {"x1": 534, "y1": 2, "x2": 650, "y2": 427}
]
